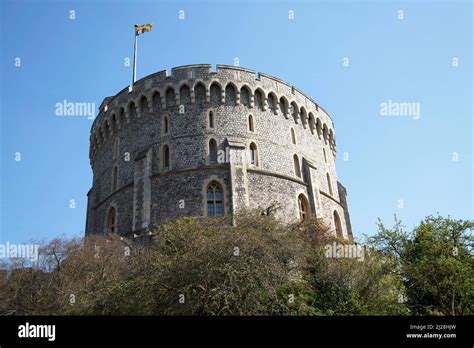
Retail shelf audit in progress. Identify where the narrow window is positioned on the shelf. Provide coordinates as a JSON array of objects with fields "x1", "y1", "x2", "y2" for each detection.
[
  {"x1": 323, "y1": 148, "x2": 327, "y2": 163},
  {"x1": 107, "y1": 207, "x2": 117, "y2": 234},
  {"x1": 327, "y1": 173, "x2": 333, "y2": 195},
  {"x1": 249, "y1": 142, "x2": 258, "y2": 166},
  {"x1": 293, "y1": 154, "x2": 301, "y2": 178},
  {"x1": 209, "y1": 139, "x2": 217, "y2": 163},
  {"x1": 164, "y1": 117, "x2": 169, "y2": 134},
  {"x1": 298, "y1": 194, "x2": 309, "y2": 222},
  {"x1": 248, "y1": 114, "x2": 254, "y2": 132},
  {"x1": 163, "y1": 145, "x2": 170, "y2": 169},
  {"x1": 207, "y1": 182, "x2": 224, "y2": 216},
  {"x1": 291, "y1": 128, "x2": 296, "y2": 145},
  {"x1": 208, "y1": 111, "x2": 214, "y2": 128},
  {"x1": 334, "y1": 211, "x2": 343, "y2": 238}
]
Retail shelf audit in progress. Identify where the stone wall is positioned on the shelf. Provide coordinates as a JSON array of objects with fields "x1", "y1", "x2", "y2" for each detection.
[{"x1": 86, "y1": 64, "x2": 352, "y2": 239}]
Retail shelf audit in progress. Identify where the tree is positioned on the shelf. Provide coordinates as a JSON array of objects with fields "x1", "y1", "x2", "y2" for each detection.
[{"x1": 368, "y1": 215, "x2": 474, "y2": 315}]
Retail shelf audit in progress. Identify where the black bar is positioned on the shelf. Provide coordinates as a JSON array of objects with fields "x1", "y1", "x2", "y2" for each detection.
[{"x1": 0, "y1": 316, "x2": 472, "y2": 346}]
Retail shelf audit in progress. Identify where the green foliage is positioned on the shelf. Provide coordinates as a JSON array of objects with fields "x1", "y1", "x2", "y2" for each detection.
[
  {"x1": 1, "y1": 211, "x2": 469, "y2": 316},
  {"x1": 368, "y1": 214, "x2": 474, "y2": 315}
]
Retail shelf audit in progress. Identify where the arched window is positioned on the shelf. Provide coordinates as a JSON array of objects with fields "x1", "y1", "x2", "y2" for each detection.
[
  {"x1": 163, "y1": 145, "x2": 170, "y2": 169},
  {"x1": 107, "y1": 207, "x2": 117, "y2": 234},
  {"x1": 207, "y1": 182, "x2": 224, "y2": 216},
  {"x1": 293, "y1": 154, "x2": 301, "y2": 178},
  {"x1": 208, "y1": 111, "x2": 214, "y2": 128},
  {"x1": 290, "y1": 128, "x2": 296, "y2": 145},
  {"x1": 334, "y1": 211, "x2": 343, "y2": 238},
  {"x1": 209, "y1": 139, "x2": 217, "y2": 163},
  {"x1": 327, "y1": 173, "x2": 333, "y2": 195},
  {"x1": 112, "y1": 166, "x2": 118, "y2": 191},
  {"x1": 249, "y1": 142, "x2": 258, "y2": 166},
  {"x1": 298, "y1": 194, "x2": 309, "y2": 222}
]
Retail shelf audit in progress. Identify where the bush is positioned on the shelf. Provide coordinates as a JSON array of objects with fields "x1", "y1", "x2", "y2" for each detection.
[{"x1": 3, "y1": 211, "x2": 465, "y2": 316}]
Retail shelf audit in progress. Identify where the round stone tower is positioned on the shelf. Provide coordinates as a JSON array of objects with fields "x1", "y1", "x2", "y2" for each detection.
[{"x1": 86, "y1": 64, "x2": 353, "y2": 240}]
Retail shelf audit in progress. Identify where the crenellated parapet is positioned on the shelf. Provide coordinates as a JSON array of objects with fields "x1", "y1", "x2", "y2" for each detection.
[{"x1": 89, "y1": 64, "x2": 337, "y2": 166}]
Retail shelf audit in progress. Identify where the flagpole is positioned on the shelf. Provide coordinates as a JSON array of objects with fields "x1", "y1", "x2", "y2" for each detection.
[{"x1": 132, "y1": 30, "x2": 137, "y2": 85}]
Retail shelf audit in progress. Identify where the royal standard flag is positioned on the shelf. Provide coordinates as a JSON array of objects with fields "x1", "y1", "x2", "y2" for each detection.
[{"x1": 135, "y1": 23, "x2": 153, "y2": 36}]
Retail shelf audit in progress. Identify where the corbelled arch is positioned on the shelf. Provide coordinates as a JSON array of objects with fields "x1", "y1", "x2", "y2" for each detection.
[
  {"x1": 308, "y1": 112, "x2": 316, "y2": 134},
  {"x1": 138, "y1": 94, "x2": 149, "y2": 116},
  {"x1": 208, "y1": 80, "x2": 223, "y2": 105},
  {"x1": 179, "y1": 84, "x2": 191, "y2": 105},
  {"x1": 279, "y1": 96, "x2": 289, "y2": 119},
  {"x1": 224, "y1": 82, "x2": 238, "y2": 106},
  {"x1": 316, "y1": 118, "x2": 322, "y2": 139},
  {"x1": 299, "y1": 106, "x2": 308, "y2": 129},
  {"x1": 254, "y1": 87, "x2": 266, "y2": 111},
  {"x1": 194, "y1": 81, "x2": 208, "y2": 106},
  {"x1": 150, "y1": 89, "x2": 162, "y2": 111},
  {"x1": 322, "y1": 123, "x2": 329, "y2": 144},
  {"x1": 267, "y1": 91, "x2": 278, "y2": 114},
  {"x1": 290, "y1": 101, "x2": 299, "y2": 124},
  {"x1": 126, "y1": 100, "x2": 137, "y2": 123},
  {"x1": 164, "y1": 86, "x2": 177, "y2": 108},
  {"x1": 240, "y1": 84, "x2": 252, "y2": 108}
]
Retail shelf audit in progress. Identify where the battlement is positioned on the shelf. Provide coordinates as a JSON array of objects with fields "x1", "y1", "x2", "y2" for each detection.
[
  {"x1": 94, "y1": 65, "x2": 331, "y2": 121},
  {"x1": 90, "y1": 64, "x2": 337, "y2": 165}
]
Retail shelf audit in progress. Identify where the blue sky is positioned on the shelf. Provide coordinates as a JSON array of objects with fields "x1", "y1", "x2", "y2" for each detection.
[{"x1": 1, "y1": 0, "x2": 472, "y2": 245}]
